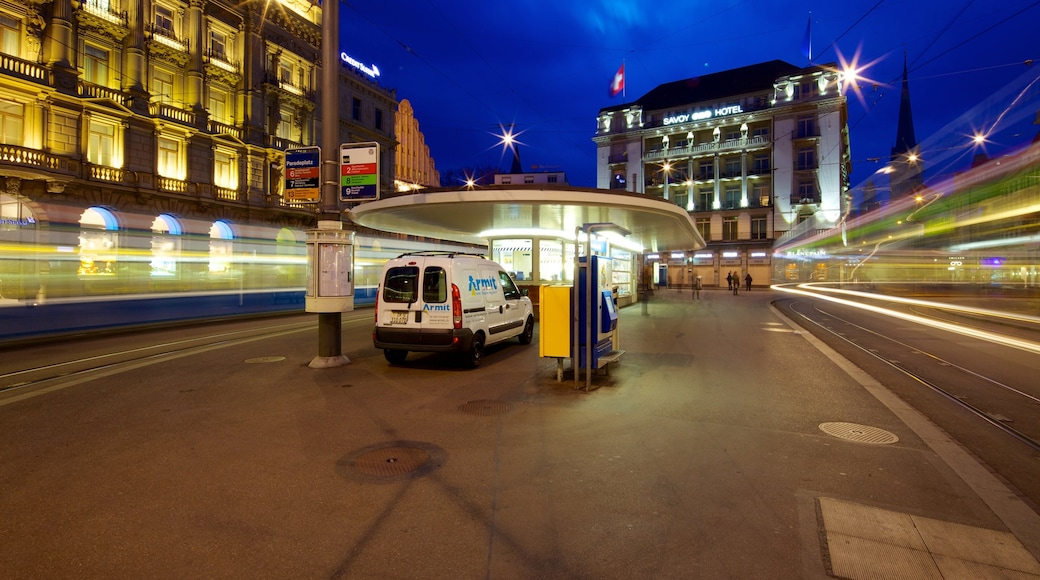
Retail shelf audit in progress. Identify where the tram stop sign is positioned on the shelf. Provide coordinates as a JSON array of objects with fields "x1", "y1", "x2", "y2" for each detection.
[
  {"x1": 340, "y1": 142, "x2": 380, "y2": 202},
  {"x1": 284, "y1": 147, "x2": 321, "y2": 204}
]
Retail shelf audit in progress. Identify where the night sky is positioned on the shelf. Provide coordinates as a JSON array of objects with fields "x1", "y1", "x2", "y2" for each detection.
[{"x1": 339, "y1": 1, "x2": 1040, "y2": 192}]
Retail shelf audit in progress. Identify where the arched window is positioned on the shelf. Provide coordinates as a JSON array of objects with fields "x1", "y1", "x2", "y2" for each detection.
[
  {"x1": 150, "y1": 214, "x2": 181, "y2": 277},
  {"x1": 78, "y1": 207, "x2": 118, "y2": 276},
  {"x1": 208, "y1": 220, "x2": 233, "y2": 274}
]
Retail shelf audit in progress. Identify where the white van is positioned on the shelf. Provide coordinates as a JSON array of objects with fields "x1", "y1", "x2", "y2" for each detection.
[{"x1": 373, "y1": 252, "x2": 534, "y2": 367}]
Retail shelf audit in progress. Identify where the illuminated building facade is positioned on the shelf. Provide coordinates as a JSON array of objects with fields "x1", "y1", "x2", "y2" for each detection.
[
  {"x1": 0, "y1": 0, "x2": 396, "y2": 300},
  {"x1": 394, "y1": 98, "x2": 440, "y2": 190},
  {"x1": 594, "y1": 60, "x2": 851, "y2": 286}
]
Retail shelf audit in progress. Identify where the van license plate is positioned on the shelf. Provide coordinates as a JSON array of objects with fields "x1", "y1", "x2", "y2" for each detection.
[{"x1": 390, "y1": 311, "x2": 409, "y2": 325}]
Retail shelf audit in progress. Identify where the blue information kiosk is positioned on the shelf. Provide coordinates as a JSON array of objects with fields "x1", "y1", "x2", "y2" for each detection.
[{"x1": 574, "y1": 254, "x2": 622, "y2": 390}]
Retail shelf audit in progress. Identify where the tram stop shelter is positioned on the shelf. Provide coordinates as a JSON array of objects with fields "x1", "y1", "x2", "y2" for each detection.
[{"x1": 349, "y1": 185, "x2": 706, "y2": 312}]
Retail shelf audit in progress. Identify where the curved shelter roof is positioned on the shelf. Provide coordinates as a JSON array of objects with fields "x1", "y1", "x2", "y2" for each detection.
[{"x1": 348, "y1": 185, "x2": 705, "y2": 253}]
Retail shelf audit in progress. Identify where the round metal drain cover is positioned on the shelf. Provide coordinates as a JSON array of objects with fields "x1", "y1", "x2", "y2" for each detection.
[
  {"x1": 458, "y1": 400, "x2": 514, "y2": 416},
  {"x1": 819, "y1": 422, "x2": 899, "y2": 445},
  {"x1": 245, "y1": 356, "x2": 285, "y2": 364},
  {"x1": 338, "y1": 441, "x2": 446, "y2": 483}
]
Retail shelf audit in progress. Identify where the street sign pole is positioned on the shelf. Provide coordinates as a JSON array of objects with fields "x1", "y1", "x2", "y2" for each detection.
[{"x1": 312, "y1": 0, "x2": 347, "y2": 368}]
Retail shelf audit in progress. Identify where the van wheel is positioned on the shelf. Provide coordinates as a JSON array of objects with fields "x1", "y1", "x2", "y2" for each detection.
[
  {"x1": 384, "y1": 349, "x2": 408, "y2": 364},
  {"x1": 466, "y1": 335, "x2": 484, "y2": 368},
  {"x1": 518, "y1": 316, "x2": 534, "y2": 345}
]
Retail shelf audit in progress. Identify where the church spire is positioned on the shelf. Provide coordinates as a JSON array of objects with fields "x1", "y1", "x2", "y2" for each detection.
[
  {"x1": 889, "y1": 53, "x2": 923, "y2": 199},
  {"x1": 893, "y1": 56, "x2": 918, "y2": 154}
]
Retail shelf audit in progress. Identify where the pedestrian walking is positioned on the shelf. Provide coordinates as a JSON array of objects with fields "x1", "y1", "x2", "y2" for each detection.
[
  {"x1": 726, "y1": 271, "x2": 733, "y2": 291},
  {"x1": 693, "y1": 275, "x2": 702, "y2": 300},
  {"x1": 744, "y1": 272, "x2": 752, "y2": 292},
  {"x1": 732, "y1": 271, "x2": 739, "y2": 295}
]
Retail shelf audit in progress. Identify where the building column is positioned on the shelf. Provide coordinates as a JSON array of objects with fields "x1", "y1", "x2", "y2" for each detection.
[
  {"x1": 186, "y1": 0, "x2": 207, "y2": 126},
  {"x1": 712, "y1": 154, "x2": 721, "y2": 209},
  {"x1": 740, "y1": 151, "x2": 749, "y2": 207},
  {"x1": 686, "y1": 157, "x2": 695, "y2": 210},
  {"x1": 43, "y1": 0, "x2": 77, "y2": 94}
]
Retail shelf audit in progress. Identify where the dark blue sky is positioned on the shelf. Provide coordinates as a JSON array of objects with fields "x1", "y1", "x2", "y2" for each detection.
[{"x1": 340, "y1": 1, "x2": 1040, "y2": 190}]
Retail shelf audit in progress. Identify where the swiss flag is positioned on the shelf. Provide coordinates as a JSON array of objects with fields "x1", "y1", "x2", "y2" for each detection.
[{"x1": 610, "y1": 63, "x2": 625, "y2": 97}]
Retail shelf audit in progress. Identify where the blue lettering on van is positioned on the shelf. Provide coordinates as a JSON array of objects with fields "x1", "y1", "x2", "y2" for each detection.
[
  {"x1": 468, "y1": 275, "x2": 498, "y2": 293},
  {"x1": 423, "y1": 303, "x2": 451, "y2": 311}
]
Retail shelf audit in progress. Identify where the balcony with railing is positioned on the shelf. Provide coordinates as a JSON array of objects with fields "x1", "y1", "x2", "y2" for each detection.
[
  {"x1": 0, "y1": 53, "x2": 47, "y2": 84},
  {"x1": 608, "y1": 152, "x2": 628, "y2": 164},
  {"x1": 0, "y1": 144, "x2": 61, "y2": 170},
  {"x1": 157, "y1": 176, "x2": 189, "y2": 194},
  {"x1": 80, "y1": 81, "x2": 128, "y2": 106},
  {"x1": 90, "y1": 164, "x2": 126, "y2": 183},
  {"x1": 77, "y1": 0, "x2": 129, "y2": 40},
  {"x1": 214, "y1": 186, "x2": 241, "y2": 201},
  {"x1": 146, "y1": 24, "x2": 187, "y2": 52},
  {"x1": 149, "y1": 102, "x2": 196, "y2": 125},
  {"x1": 643, "y1": 135, "x2": 768, "y2": 161},
  {"x1": 204, "y1": 49, "x2": 242, "y2": 85},
  {"x1": 793, "y1": 128, "x2": 821, "y2": 140},
  {"x1": 208, "y1": 119, "x2": 243, "y2": 140}
]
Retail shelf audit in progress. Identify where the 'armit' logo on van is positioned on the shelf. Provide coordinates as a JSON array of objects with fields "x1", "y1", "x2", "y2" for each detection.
[
  {"x1": 468, "y1": 275, "x2": 498, "y2": 295},
  {"x1": 423, "y1": 303, "x2": 450, "y2": 311}
]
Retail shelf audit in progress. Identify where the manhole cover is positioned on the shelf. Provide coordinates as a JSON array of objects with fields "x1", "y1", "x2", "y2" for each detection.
[
  {"x1": 458, "y1": 400, "x2": 514, "y2": 416},
  {"x1": 355, "y1": 446, "x2": 429, "y2": 477},
  {"x1": 338, "y1": 441, "x2": 446, "y2": 483},
  {"x1": 245, "y1": 356, "x2": 285, "y2": 364},
  {"x1": 819, "y1": 422, "x2": 899, "y2": 445}
]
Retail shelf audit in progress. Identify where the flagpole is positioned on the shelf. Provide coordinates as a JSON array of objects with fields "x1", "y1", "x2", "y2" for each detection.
[{"x1": 622, "y1": 59, "x2": 626, "y2": 101}]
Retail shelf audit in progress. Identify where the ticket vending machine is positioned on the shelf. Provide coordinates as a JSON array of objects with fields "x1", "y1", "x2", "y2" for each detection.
[{"x1": 577, "y1": 255, "x2": 618, "y2": 370}]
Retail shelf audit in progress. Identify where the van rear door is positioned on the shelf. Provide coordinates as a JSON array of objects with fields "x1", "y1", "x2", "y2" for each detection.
[{"x1": 380, "y1": 264, "x2": 420, "y2": 327}]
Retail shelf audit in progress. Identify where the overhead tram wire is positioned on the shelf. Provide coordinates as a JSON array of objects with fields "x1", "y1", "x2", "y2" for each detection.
[
  {"x1": 342, "y1": 1, "x2": 505, "y2": 120},
  {"x1": 909, "y1": 0, "x2": 1040, "y2": 74}
]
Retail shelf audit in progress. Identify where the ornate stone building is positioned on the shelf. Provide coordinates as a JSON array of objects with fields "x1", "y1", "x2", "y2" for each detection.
[
  {"x1": 0, "y1": 0, "x2": 396, "y2": 298},
  {"x1": 594, "y1": 60, "x2": 851, "y2": 286},
  {"x1": 393, "y1": 98, "x2": 440, "y2": 190}
]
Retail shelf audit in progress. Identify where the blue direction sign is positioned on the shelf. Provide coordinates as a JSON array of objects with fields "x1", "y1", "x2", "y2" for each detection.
[{"x1": 284, "y1": 147, "x2": 321, "y2": 204}]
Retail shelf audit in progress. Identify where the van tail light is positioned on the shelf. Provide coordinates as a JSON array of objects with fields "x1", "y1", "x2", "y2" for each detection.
[
  {"x1": 451, "y1": 283, "x2": 462, "y2": 329},
  {"x1": 374, "y1": 292, "x2": 379, "y2": 324}
]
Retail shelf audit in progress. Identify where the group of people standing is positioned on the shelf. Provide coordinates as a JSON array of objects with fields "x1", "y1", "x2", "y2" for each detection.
[{"x1": 727, "y1": 271, "x2": 752, "y2": 294}]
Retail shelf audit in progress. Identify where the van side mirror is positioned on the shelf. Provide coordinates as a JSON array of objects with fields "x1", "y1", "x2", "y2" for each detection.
[{"x1": 521, "y1": 288, "x2": 529, "y2": 297}]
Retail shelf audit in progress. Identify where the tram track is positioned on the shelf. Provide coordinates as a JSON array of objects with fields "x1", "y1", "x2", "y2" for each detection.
[
  {"x1": 0, "y1": 312, "x2": 373, "y2": 405},
  {"x1": 784, "y1": 299, "x2": 1040, "y2": 456}
]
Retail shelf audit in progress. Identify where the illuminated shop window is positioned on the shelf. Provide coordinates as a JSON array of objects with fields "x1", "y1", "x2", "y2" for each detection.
[
  {"x1": 491, "y1": 239, "x2": 532, "y2": 281},
  {"x1": 77, "y1": 207, "x2": 119, "y2": 276},
  {"x1": 149, "y1": 214, "x2": 181, "y2": 277},
  {"x1": 275, "y1": 227, "x2": 304, "y2": 285},
  {"x1": 208, "y1": 220, "x2": 233, "y2": 274},
  {"x1": 539, "y1": 240, "x2": 563, "y2": 282}
]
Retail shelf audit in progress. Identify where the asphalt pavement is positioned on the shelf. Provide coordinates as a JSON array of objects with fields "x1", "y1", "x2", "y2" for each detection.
[{"x1": 2, "y1": 287, "x2": 1039, "y2": 579}]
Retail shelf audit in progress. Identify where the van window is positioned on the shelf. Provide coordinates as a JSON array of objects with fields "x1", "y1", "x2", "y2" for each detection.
[
  {"x1": 422, "y1": 267, "x2": 447, "y2": 303},
  {"x1": 499, "y1": 271, "x2": 522, "y2": 300},
  {"x1": 383, "y1": 266, "x2": 419, "y2": 303}
]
